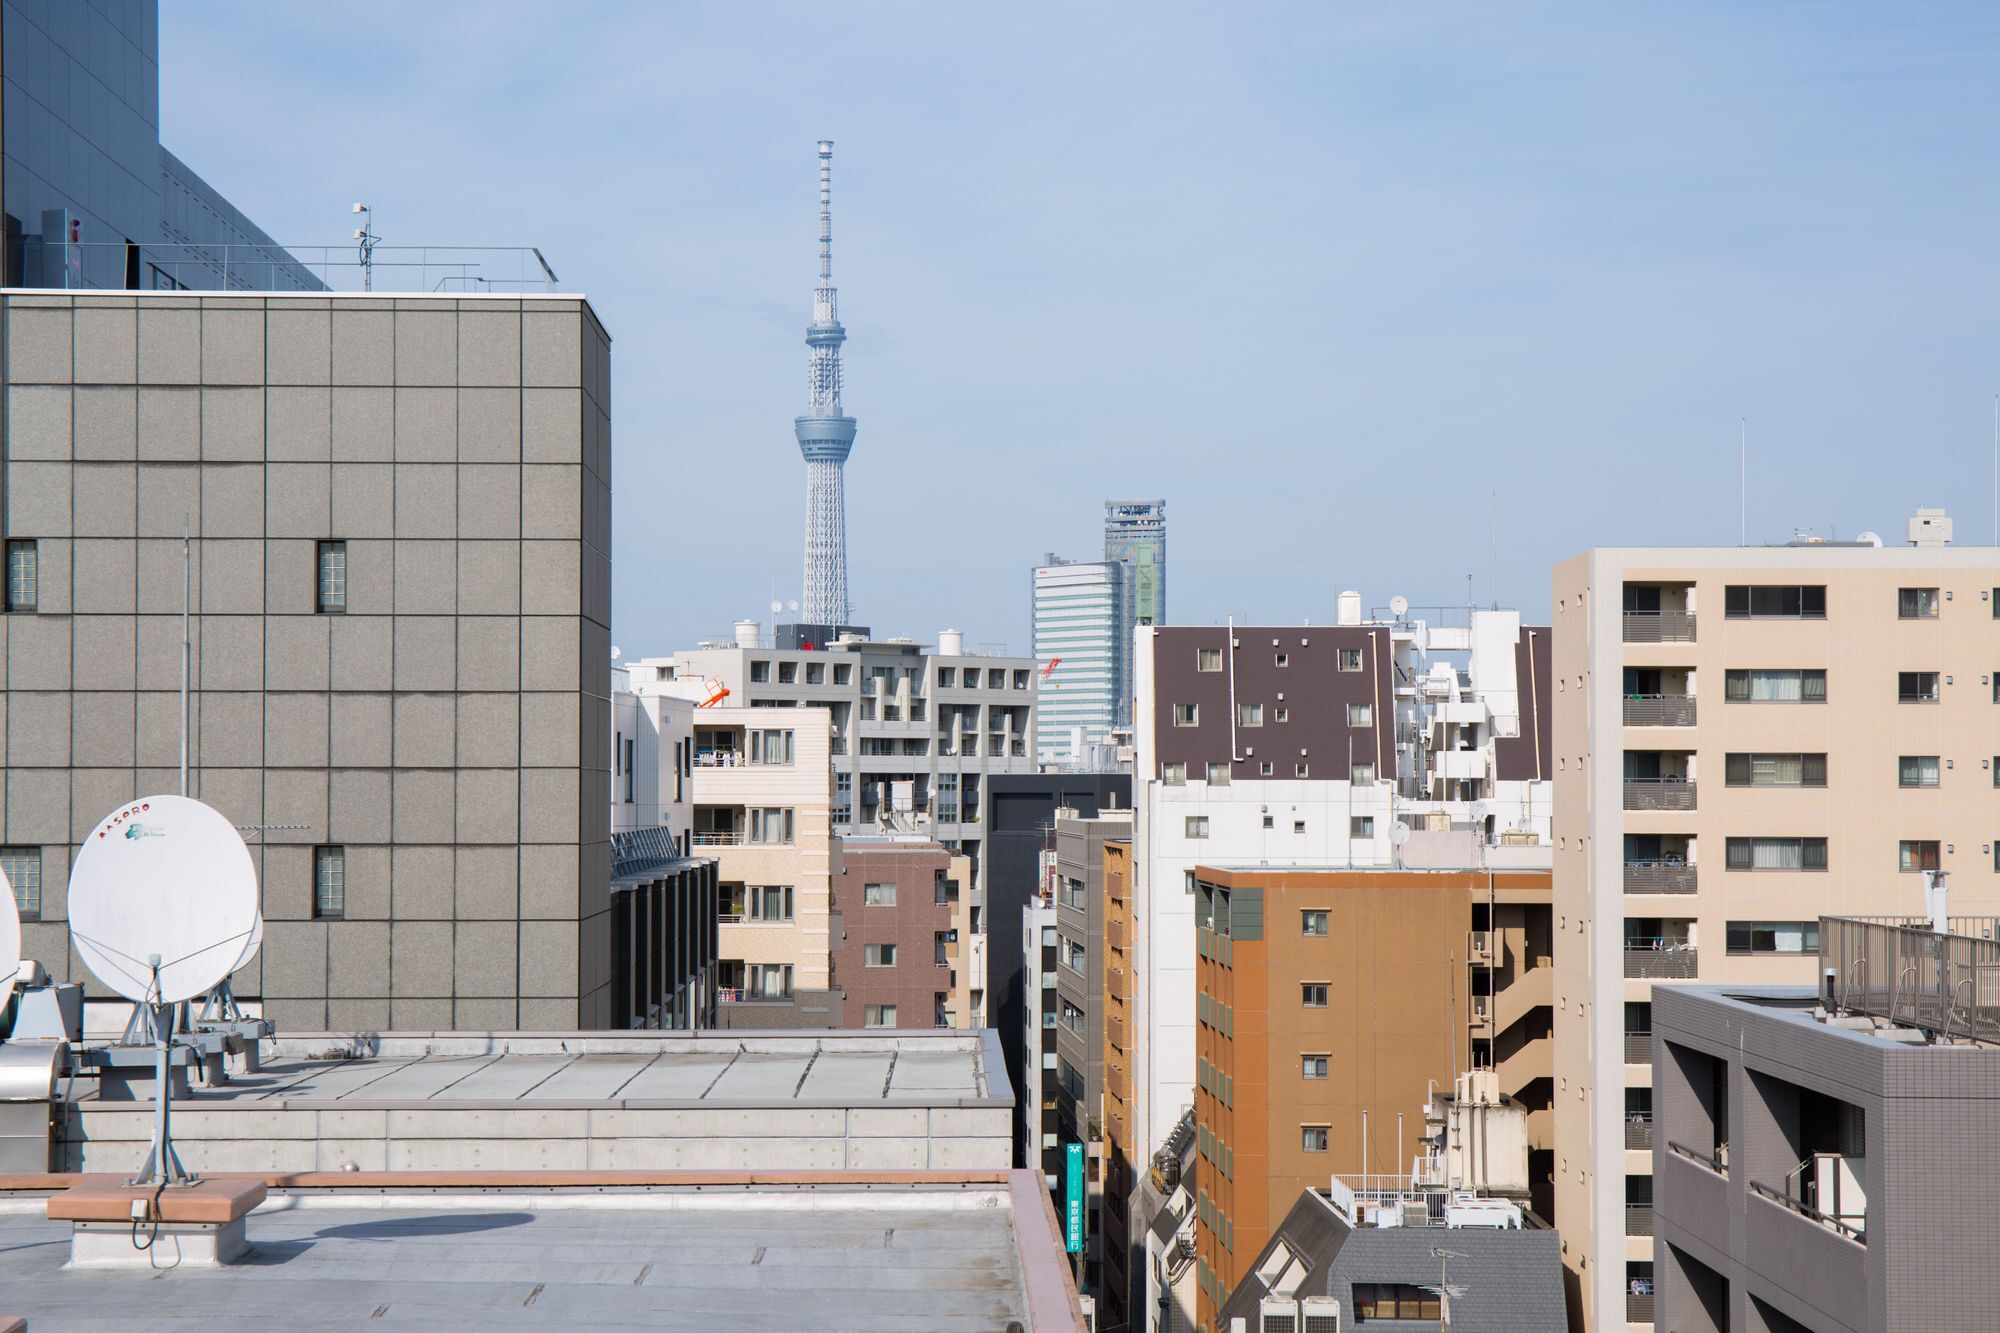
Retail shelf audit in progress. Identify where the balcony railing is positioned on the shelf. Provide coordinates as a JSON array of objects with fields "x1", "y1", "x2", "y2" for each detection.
[
  {"x1": 1624, "y1": 1032, "x2": 1653, "y2": 1064},
  {"x1": 1669, "y1": 1140, "x2": 1727, "y2": 1175},
  {"x1": 1624, "y1": 861, "x2": 1697, "y2": 894},
  {"x1": 1749, "y1": 1179, "x2": 1865, "y2": 1245},
  {"x1": 1623, "y1": 611, "x2": 1696, "y2": 643},
  {"x1": 693, "y1": 750, "x2": 745, "y2": 768},
  {"x1": 1625, "y1": 1204, "x2": 1653, "y2": 1237},
  {"x1": 1624, "y1": 695, "x2": 1697, "y2": 727},
  {"x1": 1625, "y1": 945, "x2": 1698, "y2": 979},
  {"x1": 1624, "y1": 1117, "x2": 1654, "y2": 1150},
  {"x1": 692, "y1": 831, "x2": 745, "y2": 847},
  {"x1": 1627, "y1": 1291, "x2": 1655, "y2": 1323},
  {"x1": 1624, "y1": 779, "x2": 1695, "y2": 811}
]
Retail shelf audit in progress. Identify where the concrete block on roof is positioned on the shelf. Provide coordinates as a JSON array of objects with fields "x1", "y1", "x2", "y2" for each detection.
[
  {"x1": 200, "y1": 306, "x2": 265, "y2": 386},
  {"x1": 137, "y1": 385, "x2": 200, "y2": 460},
  {"x1": 316, "y1": 1137, "x2": 387, "y2": 1171},
  {"x1": 393, "y1": 387, "x2": 455, "y2": 461},
  {"x1": 925, "y1": 1136, "x2": 1010, "y2": 1169},
  {"x1": 71, "y1": 462, "x2": 135, "y2": 537},
  {"x1": 137, "y1": 306, "x2": 200, "y2": 384},
  {"x1": 326, "y1": 998, "x2": 390, "y2": 1035},
  {"x1": 73, "y1": 304, "x2": 137, "y2": 383},
  {"x1": 388, "y1": 1107, "x2": 586, "y2": 1141},
  {"x1": 331, "y1": 386, "x2": 392, "y2": 461},
  {"x1": 844, "y1": 1137, "x2": 928, "y2": 1170},
  {"x1": 267, "y1": 385, "x2": 331, "y2": 460},
  {"x1": 267, "y1": 308, "x2": 331, "y2": 385},
  {"x1": 329, "y1": 769, "x2": 390, "y2": 843},
  {"x1": 390, "y1": 921, "x2": 453, "y2": 998},
  {"x1": 200, "y1": 386, "x2": 264, "y2": 460},
  {"x1": 394, "y1": 309, "x2": 457, "y2": 387},
  {"x1": 8, "y1": 385, "x2": 71, "y2": 459},
  {"x1": 7, "y1": 305, "x2": 72, "y2": 382},
  {"x1": 266, "y1": 615, "x2": 331, "y2": 692},
  {"x1": 457, "y1": 386, "x2": 520, "y2": 461},
  {"x1": 386, "y1": 1137, "x2": 587, "y2": 1172},
  {"x1": 331, "y1": 309, "x2": 393, "y2": 386}
]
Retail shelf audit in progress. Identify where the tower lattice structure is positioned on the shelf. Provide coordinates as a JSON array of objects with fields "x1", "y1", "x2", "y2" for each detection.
[{"x1": 795, "y1": 140, "x2": 857, "y2": 626}]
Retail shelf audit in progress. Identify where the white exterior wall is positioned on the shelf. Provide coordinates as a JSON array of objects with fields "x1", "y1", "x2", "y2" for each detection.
[
  {"x1": 610, "y1": 665, "x2": 695, "y2": 852},
  {"x1": 1034, "y1": 559, "x2": 1121, "y2": 762},
  {"x1": 1023, "y1": 896, "x2": 1059, "y2": 1183}
]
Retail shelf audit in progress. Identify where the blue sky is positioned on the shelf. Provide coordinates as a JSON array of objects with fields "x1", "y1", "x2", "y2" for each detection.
[{"x1": 163, "y1": 3, "x2": 2000, "y2": 652}]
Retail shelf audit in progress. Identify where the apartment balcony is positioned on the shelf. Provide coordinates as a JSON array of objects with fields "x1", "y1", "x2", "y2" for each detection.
[
  {"x1": 692, "y1": 831, "x2": 745, "y2": 847},
  {"x1": 1625, "y1": 1204, "x2": 1653, "y2": 1237},
  {"x1": 1625, "y1": 1032, "x2": 1653, "y2": 1065},
  {"x1": 693, "y1": 749, "x2": 746, "y2": 768},
  {"x1": 1106, "y1": 1015, "x2": 1126, "y2": 1052},
  {"x1": 1624, "y1": 861, "x2": 1697, "y2": 894},
  {"x1": 1627, "y1": 1291, "x2": 1655, "y2": 1324},
  {"x1": 1625, "y1": 945, "x2": 1698, "y2": 979},
  {"x1": 1622, "y1": 611, "x2": 1696, "y2": 644},
  {"x1": 1624, "y1": 1117, "x2": 1654, "y2": 1151},
  {"x1": 1106, "y1": 918, "x2": 1126, "y2": 951},
  {"x1": 1623, "y1": 695, "x2": 1697, "y2": 727},
  {"x1": 1623, "y1": 779, "x2": 1695, "y2": 812}
]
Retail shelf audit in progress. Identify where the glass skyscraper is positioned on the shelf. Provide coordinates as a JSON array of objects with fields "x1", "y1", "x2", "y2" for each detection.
[{"x1": 1032, "y1": 556, "x2": 1123, "y2": 763}]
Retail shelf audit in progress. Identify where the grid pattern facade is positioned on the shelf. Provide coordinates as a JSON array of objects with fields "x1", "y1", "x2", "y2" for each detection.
[
  {"x1": 1033, "y1": 559, "x2": 1121, "y2": 761},
  {"x1": 0, "y1": 290, "x2": 614, "y2": 1029}
]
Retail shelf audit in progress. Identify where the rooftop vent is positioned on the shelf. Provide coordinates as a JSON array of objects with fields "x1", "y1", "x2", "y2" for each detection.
[{"x1": 1908, "y1": 508, "x2": 1952, "y2": 547}]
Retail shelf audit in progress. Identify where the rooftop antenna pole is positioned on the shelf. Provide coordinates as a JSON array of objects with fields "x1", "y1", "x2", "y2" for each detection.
[
  {"x1": 1739, "y1": 418, "x2": 1747, "y2": 546},
  {"x1": 180, "y1": 515, "x2": 190, "y2": 797},
  {"x1": 352, "y1": 203, "x2": 378, "y2": 292},
  {"x1": 1991, "y1": 394, "x2": 1997, "y2": 546}
]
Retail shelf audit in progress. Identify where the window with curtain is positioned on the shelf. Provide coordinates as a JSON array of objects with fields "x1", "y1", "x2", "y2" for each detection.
[
  {"x1": 1724, "y1": 669, "x2": 1826, "y2": 702},
  {"x1": 1725, "y1": 837, "x2": 1828, "y2": 871},
  {"x1": 1898, "y1": 587, "x2": 1941, "y2": 619},
  {"x1": 1725, "y1": 753, "x2": 1827, "y2": 786},
  {"x1": 1898, "y1": 756, "x2": 1941, "y2": 788}
]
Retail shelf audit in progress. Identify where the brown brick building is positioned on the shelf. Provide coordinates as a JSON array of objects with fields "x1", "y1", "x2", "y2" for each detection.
[
  {"x1": 1190, "y1": 865, "x2": 1553, "y2": 1329},
  {"x1": 830, "y1": 838, "x2": 972, "y2": 1029},
  {"x1": 1100, "y1": 836, "x2": 1137, "y2": 1332}
]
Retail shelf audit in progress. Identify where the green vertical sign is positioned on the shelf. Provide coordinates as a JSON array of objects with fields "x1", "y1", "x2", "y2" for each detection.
[{"x1": 1064, "y1": 1141, "x2": 1085, "y2": 1253}]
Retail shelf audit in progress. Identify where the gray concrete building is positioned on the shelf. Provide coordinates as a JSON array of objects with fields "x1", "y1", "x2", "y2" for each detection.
[
  {"x1": 1653, "y1": 917, "x2": 2000, "y2": 1333},
  {"x1": 0, "y1": 288, "x2": 642, "y2": 1030}
]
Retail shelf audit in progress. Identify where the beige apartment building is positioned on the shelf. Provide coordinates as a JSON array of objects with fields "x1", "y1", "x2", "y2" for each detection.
[
  {"x1": 686, "y1": 704, "x2": 837, "y2": 1020},
  {"x1": 1552, "y1": 521, "x2": 2000, "y2": 1333}
]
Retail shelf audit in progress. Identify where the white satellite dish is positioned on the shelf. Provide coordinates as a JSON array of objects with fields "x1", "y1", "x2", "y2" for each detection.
[
  {"x1": 68, "y1": 795, "x2": 260, "y2": 1005},
  {"x1": 1390, "y1": 821, "x2": 1412, "y2": 846},
  {"x1": 0, "y1": 863, "x2": 20, "y2": 1013},
  {"x1": 1389, "y1": 595, "x2": 1410, "y2": 618},
  {"x1": 231, "y1": 912, "x2": 266, "y2": 975},
  {"x1": 770, "y1": 600, "x2": 784, "y2": 614}
]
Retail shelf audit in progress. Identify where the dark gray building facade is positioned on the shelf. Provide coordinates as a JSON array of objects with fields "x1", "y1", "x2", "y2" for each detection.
[
  {"x1": 2, "y1": 0, "x2": 319, "y2": 291},
  {"x1": 0, "y1": 288, "x2": 643, "y2": 1029},
  {"x1": 1654, "y1": 937, "x2": 2000, "y2": 1333}
]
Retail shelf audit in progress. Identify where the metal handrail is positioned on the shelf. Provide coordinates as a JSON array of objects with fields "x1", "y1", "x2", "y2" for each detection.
[
  {"x1": 1668, "y1": 1140, "x2": 1726, "y2": 1175},
  {"x1": 1749, "y1": 1178, "x2": 1865, "y2": 1244}
]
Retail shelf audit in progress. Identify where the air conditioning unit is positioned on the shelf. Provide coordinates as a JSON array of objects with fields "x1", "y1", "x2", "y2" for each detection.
[
  {"x1": 1258, "y1": 1300, "x2": 1298, "y2": 1333},
  {"x1": 1299, "y1": 1296, "x2": 1340, "y2": 1333}
]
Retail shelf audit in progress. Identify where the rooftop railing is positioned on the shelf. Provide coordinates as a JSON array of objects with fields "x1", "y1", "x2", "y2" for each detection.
[{"x1": 46, "y1": 241, "x2": 566, "y2": 294}]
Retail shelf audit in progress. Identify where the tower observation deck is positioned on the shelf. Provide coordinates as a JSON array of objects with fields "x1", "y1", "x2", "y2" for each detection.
[{"x1": 795, "y1": 140, "x2": 857, "y2": 627}]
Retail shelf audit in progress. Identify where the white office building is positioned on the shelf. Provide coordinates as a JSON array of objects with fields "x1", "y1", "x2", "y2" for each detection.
[{"x1": 1033, "y1": 556, "x2": 1124, "y2": 764}]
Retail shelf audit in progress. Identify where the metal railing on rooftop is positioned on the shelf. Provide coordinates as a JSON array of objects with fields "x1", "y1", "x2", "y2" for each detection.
[
  {"x1": 49, "y1": 241, "x2": 565, "y2": 294},
  {"x1": 1822, "y1": 915, "x2": 2000, "y2": 1044}
]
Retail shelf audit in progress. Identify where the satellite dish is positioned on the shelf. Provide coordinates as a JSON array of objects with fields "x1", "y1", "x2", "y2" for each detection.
[
  {"x1": 788, "y1": 600, "x2": 800, "y2": 613},
  {"x1": 0, "y1": 863, "x2": 20, "y2": 1013},
  {"x1": 1390, "y1": 821, "x2": 1412, "y2": 846},
  {"x1": 770, "y1": 600, "x2": 784, "y2": 614},
  {"x1": 68, "y1": 796, "x2": 260, "y2": 1005},
  {"x1": 1389, "y1": 595, "x2": 1410, "y2": 618},
  {"x1": 231, "y1": 912, "x2": 266, "y2": 975}
]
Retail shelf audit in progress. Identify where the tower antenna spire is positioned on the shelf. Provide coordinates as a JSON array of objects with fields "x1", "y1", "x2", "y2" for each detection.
[{"x1": 796, "y1": 139, "x2": 857, "y2": 627}]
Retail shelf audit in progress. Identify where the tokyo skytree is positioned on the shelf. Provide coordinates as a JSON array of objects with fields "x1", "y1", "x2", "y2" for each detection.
[{"x1": 795, "y1": 140, "x2": 857, "y2": 626}]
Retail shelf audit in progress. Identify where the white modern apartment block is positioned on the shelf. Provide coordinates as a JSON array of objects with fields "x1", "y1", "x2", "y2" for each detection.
[
  {"x1": 1128, "y1": 600, "x2": 1553, "y2": 1161},
  {"x1": 1033, "y1": 556, "x2": 1124, "y2": 763},
  {"x1": 1553, "y1": 520, "x2": 2000, "y2": 1333},
  {"x1": 675, "y1": 703, "x2": 837, "y2": 1010},
  {"x1": 611, "y1": 659, "x2": 694, "y2": 849}
]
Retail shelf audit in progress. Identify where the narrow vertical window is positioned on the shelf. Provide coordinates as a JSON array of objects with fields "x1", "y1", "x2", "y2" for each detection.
[
  {"x1": 622, "y1": 737, "x2": 635, "y2": 802},
  {"x1": 314, "y1": 846, "x2": 347, "y2": 919},
  {"x1": 6, "y1": 540, "x2": 37, "y2": 612},
  {"x1": 316, "y1": 541, "x2": 347, "y2": 613},
  {"x1": 0, "y1": 848, "x2": 42, "y2": 920}
]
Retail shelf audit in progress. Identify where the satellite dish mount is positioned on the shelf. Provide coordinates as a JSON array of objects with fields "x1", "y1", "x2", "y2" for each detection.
[{"x1": 131, "y1": 954, "x2": 195, "y2": 1187}]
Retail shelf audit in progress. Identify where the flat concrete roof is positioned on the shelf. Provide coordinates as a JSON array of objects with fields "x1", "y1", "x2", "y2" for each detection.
[
  {"x1": 0, "y1": 1173, "x2": 1084, "y2": 1330},
  {"x1": 72, "y1": 1030, "x2": 1012, "y2": 1111}
]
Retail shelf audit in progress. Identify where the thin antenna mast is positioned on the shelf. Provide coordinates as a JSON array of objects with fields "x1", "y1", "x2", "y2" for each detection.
[
  {"x1": 1738, "y1": 418, "x2": 1746, "y2": 546},
  {"x1": 180, "y1": 516, "x2": 190, "y2": 796},
  {"x1": 1991, "y1": 395, "x2": 1997, "y2": 546}
]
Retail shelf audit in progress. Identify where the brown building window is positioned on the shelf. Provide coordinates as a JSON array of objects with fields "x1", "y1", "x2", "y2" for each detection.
[
  {"x1": 1197, "y1": 648, "x2": 1223, "y2": 672},
  {"x1": 1337, "y1": 648, "x2": 1362, "y2": 671},
  {"x1": 1275, "y1": 707, "x2": 1289, "y2": 723},
  {"x1": 1173, "y1": 703, "x2": 1199, "y2": 727},
  {"x1": 1302, "y1": 1055, "x2": 1329, "y2": 1079},
  {"x1": 1301, "y1": 910, "x2": 1328, "y2": 936},
  {"x1": 863, "y1": 882, "x2": 896, "y2": 906},
  {"x1": 1351, "y1": 761, "x2": 1376, "y2": 787},
  {"x1": 1347, "y1": 702, "x2": 1373, "y2": 727},
  {"x1": 1237, "y1": 703, "x2": 1262, "y2": 727},
  {"x1": 1898, "y1": 756, "x2": 1941, "y2": 788},
  {"x1": 1162, "y1": 762, "x2": 1186, "y2": 785},
  {"x1": 1259, "y1": 762, "x2": 1274, "y2": 777},
  {"x1": 1275, "y1": 653, "x2": 1289, "y2": 668},
  {"x1": 1899, "y1": 840, "x2": 1941, "y2": 872},
  {"x1": 1205, "y1": 763, "x2": 1230, "y2": 786},
  {"x1": 1355, "y1": 1285, "x2": 1443, "y2": 1321},
  {"x1": 1295, "y1": 762, "x2": 1310, "y2": 778},
  {"x1": 1301, "y1": 983, "x2": 1329, "y2": 1008},
  {"x1": 1301, "y1": 1126, "x2": 1329, "y2": 1152},
  {"x1": 864, "y1": 1004, "x2": 896, "y2": 1027}
]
